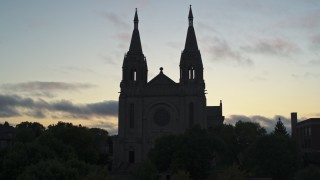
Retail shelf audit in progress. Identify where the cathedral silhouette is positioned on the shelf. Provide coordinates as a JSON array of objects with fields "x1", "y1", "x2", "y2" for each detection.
[{"x1": 113, "y1": 6, "x2": 224, "y2": 170}]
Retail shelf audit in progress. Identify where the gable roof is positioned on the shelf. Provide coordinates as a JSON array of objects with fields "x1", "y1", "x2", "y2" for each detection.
[{"x1": 148, "y1": 70, "x2": 176, "y2": 85}]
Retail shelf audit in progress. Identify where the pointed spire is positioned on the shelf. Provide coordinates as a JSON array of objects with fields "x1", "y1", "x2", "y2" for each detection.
[
  {"x1": 128, "y1": 8, "x2": 143, "y2": 54},
  {"x1": 188, "y1": 5, "x2": 193, "y2": 26},
  {"x1": 184, "y1": 5, "x2": 198, "y2": 51},
  {"x1": 134, "y1": 8, "x2": 139, "y2": 29}
]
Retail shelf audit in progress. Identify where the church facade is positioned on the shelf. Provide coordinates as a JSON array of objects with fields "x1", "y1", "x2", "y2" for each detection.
[{"x1": 113, "y1": 7, "x2": 224, "y2": 169}]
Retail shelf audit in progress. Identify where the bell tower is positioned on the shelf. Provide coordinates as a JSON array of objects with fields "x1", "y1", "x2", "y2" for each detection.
[
  {"x1": 179, "y1": 5, "x2": 204, "y2": 87},
  {"x1": 117, "y1": 9, "x2": 148, "y2": 166},
  {"x1": 179, "y1": 5, "x2": 206, "y2": 128},
  {"x1": 121, "y1": 8, "x2": 148, "y2": 89}
]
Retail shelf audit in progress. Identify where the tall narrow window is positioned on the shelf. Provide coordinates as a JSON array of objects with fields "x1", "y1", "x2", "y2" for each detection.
[
  {"x1": 193, "y1": 69, "x2": 195, "y2": 79},
  {"x1": 129, "y1": 103, "x2": 134, "y2": 128},
  {"x1": 131, "y1": 69, "x2": 137, "y2": 81},
  {"x1": 129, "y1": 150, "x2": 135, "y2": 163},
  {"x1": 188, "y1": 67, "x2": 195, "y2": 80},
  {"x1": 189, "y1": 102, "x2": 194, "y2": 127}
]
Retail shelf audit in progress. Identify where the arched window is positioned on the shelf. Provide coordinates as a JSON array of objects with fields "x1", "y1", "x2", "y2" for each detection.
[{"x1": 189, "y1": 102, "x2": 194, "y2": 127}]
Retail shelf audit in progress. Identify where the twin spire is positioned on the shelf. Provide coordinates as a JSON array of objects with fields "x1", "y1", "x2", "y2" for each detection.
[{"x1": 128, "y1": 6, "x2": 198, "y2": 54}]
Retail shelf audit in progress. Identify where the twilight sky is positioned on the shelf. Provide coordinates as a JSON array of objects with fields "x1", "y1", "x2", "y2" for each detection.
[{"x1": 1, "y1": 0, "x2": 319, "y2": 134}]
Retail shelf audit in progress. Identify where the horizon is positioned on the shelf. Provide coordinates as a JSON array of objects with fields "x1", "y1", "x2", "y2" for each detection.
[{"x1": 1, "y1": 0, "x2": 319, "y2": 134}]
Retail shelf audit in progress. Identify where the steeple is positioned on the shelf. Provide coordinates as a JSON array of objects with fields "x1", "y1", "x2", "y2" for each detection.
[
  {"x1": 179, "y1": 6, "x2": 204, "y2": 85},
  {"x1": 134, "y1": 8, "x2": 139, "y2": 29},
  {"x1": 184, "y1": 5, "x2": 198, "y2": 51},
  {"x1": 128, "y1": 8, "x2": 143, "y2": 54},
  {"x1": 121, "y1": 8, "x2": 148, "y2": 87},
  {"x1": 188, "y1": 5, "x2": 193, "y2": 26}
]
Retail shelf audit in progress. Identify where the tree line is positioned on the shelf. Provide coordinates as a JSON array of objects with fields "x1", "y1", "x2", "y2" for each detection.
[
  {"x1": 137, "y1": 119, "x2": 320, "y2": 180},
  {"x1": 0, "y1": 121, "x2": 115, "y2": 180},
  {"x1": 1, "y1": 120, "x2": 320, "y2": 180}
]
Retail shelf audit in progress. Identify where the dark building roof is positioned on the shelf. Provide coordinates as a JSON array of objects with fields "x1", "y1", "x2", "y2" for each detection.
[
  {"x1": 148, "y1": 68, "x2": 176, "y2": 85},
  {"x1": 297, "y1": 118, "x2": 320, "y2": 126}
]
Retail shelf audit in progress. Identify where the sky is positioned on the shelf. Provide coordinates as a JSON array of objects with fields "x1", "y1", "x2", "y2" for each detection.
[{"x1": 1, "y1": 0, "x2": 320, "y2": 134}]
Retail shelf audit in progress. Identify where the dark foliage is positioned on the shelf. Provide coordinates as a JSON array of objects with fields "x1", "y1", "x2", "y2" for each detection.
[
  {"x1": 15, "y1": 121, "x2": 45, "y2": 142},
  {"x1": 272, "y1": 118, "x2": 288, "y2": 136},
  {"x1": 295, "y1": 165, "x2": 320, "y2": 180},
  {"x1": 149, "y1": 125, "x2": 223, "y2": 180},
  {"x1": 0, "y1": 121, "x2": 113, "y2": 179},
  {"x1": 244, "y1": 134, "x2": 298, "y2": 180}
]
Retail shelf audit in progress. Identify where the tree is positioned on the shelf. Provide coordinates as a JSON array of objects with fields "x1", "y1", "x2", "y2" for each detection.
[
  {"x1": 133, "y1": 160, "x2": 158, "y2": 180},
  {"x1": 234, "y1": 121, "x2": 266, "y2": 166},
  {"x1": 216, "y1": 165, "x2": 246, "y2": 180},
  {"x1": 272, "y1": 118, "x2": 288, "y2": 136},
  {"x1": 235, "y1": 121, "x2": 266, "y2": 151},
  {"x1": 17, "y1": 159, "x2": 115, "y2": 180},
  {"x1": 244, "y1": 134, "x2": 298, "y2": 180},
  {"x1": 295, "y1": 165, "x2": 320, "y2": 180},
  {"x1": 15, "y1": 121, "x2": 45, "y2": 142},
  {"x1": 149, "y1": 126, "x2": 222, "y2": 180},
  {"x1": 47, "y1": 122, "x2": 105, "y2": 164},
  {"x1": 171, "y1": 170, "x2": 192, "y2": 180},
  {"x1": 148, "y1": 134, "x2": 178, "y2": 172},
  {"x1": 0, "y1": 142, "x2": 55, "y2": 179},
  {"x1": 208, "y1": 124, "x2": 237, "y2": 167}
]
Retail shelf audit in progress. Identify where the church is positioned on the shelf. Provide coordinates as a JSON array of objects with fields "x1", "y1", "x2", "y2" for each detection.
[{"x1": 113, "y1": 6, "x2": 224, "y2": 170}]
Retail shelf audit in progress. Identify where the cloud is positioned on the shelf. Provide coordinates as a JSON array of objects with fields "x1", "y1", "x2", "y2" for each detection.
[
  {"x1": 310, "y1": 34, "x2": 320, "y2": 49},
  {"x1": 0, "y1": 94, "x2": 33, "y2": 117},
  {"x1": 308, "y1": 60, "x2": 320, "y2": 66},
  {"x1": 26, "y1": 110, "x2": 46, "y2": 119},
  {"x1": 203, "y1": 37, "x2": 253, "y2": 66},
  {"x1": 48, "y1": 100, "x2": 118, "y2": 119},
  {"x1": 250, "y1": 76, "x2": 267, "y2": 82},
  {"x1": 60, "y1": 66, "x2": 95, "y2": 74},
  {"x1": 88, "y1": 121, "x2": 118, "y2": 135},
  {"x1": 0, "y1": 94, "x2": 118, "y2": 119},
  {"x1": 291, "y1": 72, "x2": 320, "y2": 79},
  {"x1": 2, "y1": 81, "x2": 94, "y2": 91},
  {"x1": 100, "y1": 12, "x2": 129, "y2": 30},
  {"x1": 197, "y1": 22, "x2": 216, "y2": 33},
  {"x1": 87, "y1": 101, "x2": 118, "y2": 116},
  {"x1": 1, "y1": 81, "x2": 96, "y2": 98},
  {"x1": 225, "y1": 114, "x2": 291, "y2": 133},
  {"x1": 115, "y1": 32, "x2": 131, "y2": 42},
  {"x1": 100, "y1": 54, "x2": 117, "y2": 65},
  {"x1": 277, "y1": 11, "x2": 320, "y2": 30},
  {"x1": 166, "y1": 41, "x2": 183, "y2": 49},
  {"x1": 242, "y1": 38, "x2": 300, "y2": 56}
]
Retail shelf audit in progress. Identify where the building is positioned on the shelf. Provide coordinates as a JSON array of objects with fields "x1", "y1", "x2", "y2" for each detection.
[
  {"x1": 291, "y1": 112, "x2": 320, "y2": 164},
  {"x1": 113, "y1": 7, "x2": 224, "y2": 171}
]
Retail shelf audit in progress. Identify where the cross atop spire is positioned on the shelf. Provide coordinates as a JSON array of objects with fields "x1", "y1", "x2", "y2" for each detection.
[
  {"x1": 184, "y1": 5, "x2": 198, "y2": 51},
  {"x1": 128, "y1": 8, "x2": 143, "y2": 54},
  {"x1": 188, "y1": 5, "x2": 193, "y2": 26},
  {"x1": 134, "y1": 8, "x2": 139, "y2": 29}
]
